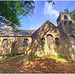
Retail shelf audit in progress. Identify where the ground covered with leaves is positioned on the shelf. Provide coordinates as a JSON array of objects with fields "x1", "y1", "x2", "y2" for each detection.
[{"x1": 0, "y1": 54, "x2": 75, "y2": 74}]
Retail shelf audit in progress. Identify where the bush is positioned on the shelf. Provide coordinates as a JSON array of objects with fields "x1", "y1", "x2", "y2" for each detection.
[
  {"x1": 29, "y1": 55, "x2": 39, "y2": 60},
  {"x1": 54, "y1": 55, "x2": 67, "y2": 59},
  {"x1": 0, "y1": 61, "x2": 3, "y2": 64}
]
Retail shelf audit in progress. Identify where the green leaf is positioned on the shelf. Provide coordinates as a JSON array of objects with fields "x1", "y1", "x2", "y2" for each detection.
[{"x1": 0, "y1": 1, "x2": 35, "y2": 30}]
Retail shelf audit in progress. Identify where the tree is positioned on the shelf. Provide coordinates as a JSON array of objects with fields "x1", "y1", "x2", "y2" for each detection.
[
  {"x1": 0, "y1": 1, "x2": 35, "y2": 31},
  {"x1": 47, "y1": 1, "x2": 75, "y2": 22},
  {"x1": 48, "y1": 0, "x2": 55, "y2": 5},
  {"x1": 64, "y1": 9, "x2": 75, "y2": 22}
]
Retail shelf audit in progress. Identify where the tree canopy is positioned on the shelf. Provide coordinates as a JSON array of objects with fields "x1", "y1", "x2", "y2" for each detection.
[
  {"x1": 64, "y1": 9, "x2": 75, "y2": 22},
  {"x1": 0, "y1": 1, "x2": 35, "y2": 31},
  {"x1": 48, "y1": 0, "x2": 75, "y2": 21}
]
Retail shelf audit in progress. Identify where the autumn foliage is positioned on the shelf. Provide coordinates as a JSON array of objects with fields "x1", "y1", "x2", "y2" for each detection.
[
  {"x1": 0, "y1": 55, "x2": 75, "y2": 73},
  {"x1": 20, "y1": 56, "x2": 75, "y2": 73}
]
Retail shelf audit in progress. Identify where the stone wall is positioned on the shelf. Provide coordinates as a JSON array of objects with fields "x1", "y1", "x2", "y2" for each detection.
[
  {"x1": 0, "y1": 36, "x2": 32, "y2": 56},
  {"x1": 68, "y1": 35, "x2": 75, "y2": 62},
  {"x1": 30, "y1": 21, "x2": 70, "y2": 62},
  {"x1": 57, "y1": 12, "x2": 75, "y2": 62}
]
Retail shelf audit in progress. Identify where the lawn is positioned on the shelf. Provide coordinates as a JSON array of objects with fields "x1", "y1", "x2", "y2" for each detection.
[{"x1": 0, "y1": 54, "x2": 75, "y2": 73}]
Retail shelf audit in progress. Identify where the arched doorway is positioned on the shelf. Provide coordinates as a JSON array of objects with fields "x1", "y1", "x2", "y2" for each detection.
[{"x1": 47, "y1": 34, "x2": 53, "y2": 49}]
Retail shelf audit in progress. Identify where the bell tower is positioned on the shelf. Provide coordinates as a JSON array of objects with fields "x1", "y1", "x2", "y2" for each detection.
[{"x1": 57, "y1": 12, "x2": 74, "y2": 36}]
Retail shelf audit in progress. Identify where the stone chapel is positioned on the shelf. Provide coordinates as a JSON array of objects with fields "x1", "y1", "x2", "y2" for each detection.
[{"x1": 0, "y1": 12, "x2": 75, "y2": 62}]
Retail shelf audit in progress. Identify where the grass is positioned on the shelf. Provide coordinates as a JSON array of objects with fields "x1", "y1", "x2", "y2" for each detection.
[
  {"x1": 54, "y1": 55, "x2": 67, "y2": 59},
  {"x1": 0, "y1": 61, "x2": 4, "y2": 64},
  {"x1": 2, "y1": 54, "x2": 29, "y2": 62},
  {"x1": 71, "y1": 63, "x2": 75, "y2": 68},
  {"x1": 45, "y1": 55, "x2": 68, "y2": 63},
  {"x1": 0, "y1": 54, "x2": 75, "y2": 73},
  {"x1": 29, "y1": 55, "x2": 39, "y2": 60},
  {"x1": 1, "y1": 54, "x2": 68, "y2": 65},
  {"x1": 0, "y1": 67, "x2": 8, "y2": 71},
  {"x1": 0, "y1": 66, "x2": 19, "y2": 73},
  {"x1": 3, "y1": 56, "x2": 11, "y2": 62}
]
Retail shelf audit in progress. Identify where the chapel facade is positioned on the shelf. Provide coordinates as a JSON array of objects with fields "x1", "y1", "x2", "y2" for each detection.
[{"x1": 0, "y1": 12, "x2": 75, "y2": 62}]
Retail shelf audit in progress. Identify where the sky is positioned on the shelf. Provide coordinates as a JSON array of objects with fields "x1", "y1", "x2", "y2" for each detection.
[{"x1": 19, "y1": 1, "x2": 75, "y2": 30}]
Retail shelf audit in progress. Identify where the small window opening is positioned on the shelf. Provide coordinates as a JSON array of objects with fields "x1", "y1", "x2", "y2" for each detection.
[
  {"x1": 69, "y1": 21, "x2": 72, "y2": 25},
  {"x1": 2, "y1": 39, "x2": 8, "y2": 48},
  {"x1": 64, "y1": 21, "x2": 67, "y2": 26},
  {"x1": 23, "y1": 39, "x2": 29, "y2": 47},
  {"x1": 64, "y1": 15, "x2": 68, "y2": 19},
  {"x1": 55, "y1": 38, "x2": 59, "y2": 45},
  {"x1": 41, "y1": 38, "x2": 45, "y2": 46}
]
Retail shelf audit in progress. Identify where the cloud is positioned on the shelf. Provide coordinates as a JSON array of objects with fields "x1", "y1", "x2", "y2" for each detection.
[{"x1": 44, "y1": 2, "x2": 59, "y2": 19}]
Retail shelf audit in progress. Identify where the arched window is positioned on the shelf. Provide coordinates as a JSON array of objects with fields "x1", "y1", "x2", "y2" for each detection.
[
  {"x1": 41, "y1": 38, "x2": 45, "y2": 46},
  {"x1": 2, "y1": 39, "x2": 8, "y2": 48},
  {"x1": 70, "y1": 35, "x2": 75, "y2": 45},
  {"x1": 69, "y1": 21, "x2": 72, "y2": 25},
  {"x1": 47, "y1": 34, "x2": 53, "y2": 45},
  {"x1": 64, "y1": 21, "x2": 67, "y2": 26},
  {"x1": 64, "y1": 15, "x2": 68, "y2": 19},
  {"x1": 23, "y1": 39, "x2": 29, "y2": 47},
  {"x1": 55, "y1": 38, "x2": 59, "y2": 45}
]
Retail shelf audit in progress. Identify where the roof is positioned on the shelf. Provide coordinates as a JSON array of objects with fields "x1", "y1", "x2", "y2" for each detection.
[{"x1": 0, "y1": 30, "x2": 36, "y2": 36}]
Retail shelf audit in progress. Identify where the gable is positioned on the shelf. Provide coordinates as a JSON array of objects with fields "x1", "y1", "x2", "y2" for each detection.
[{"x1": 31, "y1": 20, "x2": 57, "y2": 38}]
